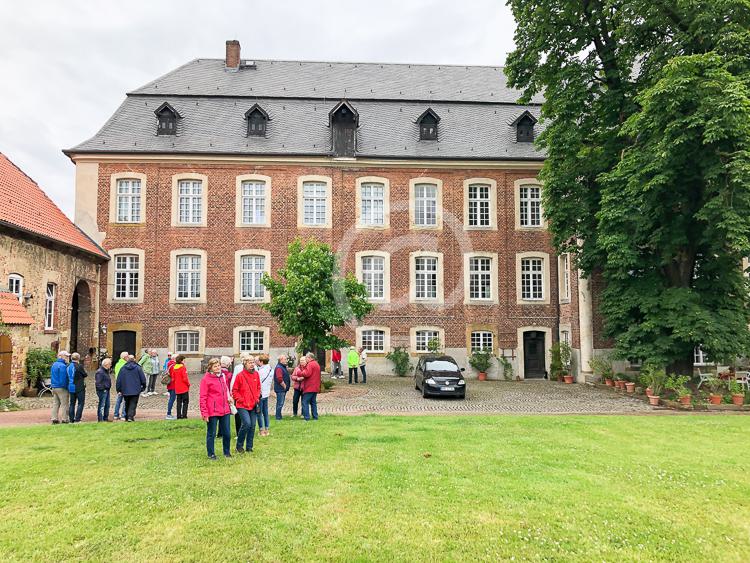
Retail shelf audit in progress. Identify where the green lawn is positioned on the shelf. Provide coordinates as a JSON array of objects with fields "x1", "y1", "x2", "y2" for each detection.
[{"x1": 1, "y1": 415, "x2": 748, "y2": 562}]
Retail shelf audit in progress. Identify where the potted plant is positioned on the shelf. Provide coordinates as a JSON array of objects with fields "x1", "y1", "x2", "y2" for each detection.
[
  {"x1": 25, "y1": 347, "x2": 57, "y2": 397},
  {"x1": 550, "y1": 343, "x2": 564, "y2": 382},
  {"x1": 706, "y1": 377, "x2": 725, "y2": 405},
  {"x1": 665, "y1": 374, "x2": 691, "y2": 405},
  {"x1": 727, "y1": 380, "x2": 745, "y2": 406},
  {"x1": 468, "y1": 348, "x2": 493, "y2": 381},
  {"x1": 385, "y1": 346, "x2": 412, "y2": 377},
  {"x1": 622, "y1": 373, "x2": 636, "y2": 393},
  {"x1": 642, "y1": 363, "x2": 667, "y2": 406},
  {"x1": 590, "y1": 355, "x2": 613, "y2": 386},
  {"x1": 559, "y1": 342, "x2": 574, "y2": 383}
]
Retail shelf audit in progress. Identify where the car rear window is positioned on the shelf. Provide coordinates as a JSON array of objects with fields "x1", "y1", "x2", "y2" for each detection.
[{"x1": 425, "y1": 360, "x2": 460, "y2": 372}]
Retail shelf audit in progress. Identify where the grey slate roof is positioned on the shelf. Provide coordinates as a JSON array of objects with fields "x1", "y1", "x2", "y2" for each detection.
[{"x1": 69, "y1": 58, "x2": 545, "y2": 160}]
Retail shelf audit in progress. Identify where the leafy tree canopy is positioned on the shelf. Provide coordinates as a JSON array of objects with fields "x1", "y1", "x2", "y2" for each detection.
[
  {"x1": 261, "y1": 238, "x2": 374, "y2": 353},
  {"x1": 506, "y1": 0, "x2": 750, "y2": 369}
]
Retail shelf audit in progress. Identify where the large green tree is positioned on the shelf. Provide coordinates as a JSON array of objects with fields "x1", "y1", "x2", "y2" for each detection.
[
  {"x1": 261, "y1": 238, "x2": 374, "y2": 353},
  {"x1": 505, "y1": 0, "x2": 750, "y2": 371}
]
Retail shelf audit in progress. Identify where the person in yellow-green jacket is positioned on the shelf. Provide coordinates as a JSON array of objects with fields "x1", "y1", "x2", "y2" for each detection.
[
  {"x1": 113, "y1": 351, "x2": 129, "y2": 420},
  {"x1": 347, "y1": 347, "x2": 360, "y2": 384}
]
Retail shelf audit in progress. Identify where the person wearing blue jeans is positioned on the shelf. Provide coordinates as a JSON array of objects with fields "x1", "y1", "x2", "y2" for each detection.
[
  {"x1": 256, "y1": 355, "x2": 273, "y2": 435},
  {"x1": 301, "y1": 392, "x2": 318, "y2": 421},
  {"x1": 257, "y1": 397, "x2": 269, "y2": 432},
  {"x1": 236, "y1": 408, "x2": 258, "y2": 452},
  {"x1": 94, "y1": 358, "x2": 112, "y2": 422},
  {"x1": 206, "y1": 414, "x2": 231, "y2": 458},
  {"x1": 68, "y1": 353, "x2": 87, "y2": 423},
  {"x1": 166, "y1": 389, "x2": 177, "y2": 419},
  {"x1": 273, "y1": 355, "x2": 290, "y2": 420}
]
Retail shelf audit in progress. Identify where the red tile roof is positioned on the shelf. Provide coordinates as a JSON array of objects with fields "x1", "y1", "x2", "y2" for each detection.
[
  {"x1": 0, "y1": 292, "x2": 34, "y2": 325},
  {"x1": 0, "y1": 153, "x2": 107, "y2": 259}
]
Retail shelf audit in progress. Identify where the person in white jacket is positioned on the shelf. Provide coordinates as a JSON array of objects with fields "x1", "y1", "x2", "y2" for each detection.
[
  {"x1": 256, "y1": 354, "x2": 273, "y2": 436},
  {"x1": 358, "y1": 346, "x2": 368, "y2": 384}
]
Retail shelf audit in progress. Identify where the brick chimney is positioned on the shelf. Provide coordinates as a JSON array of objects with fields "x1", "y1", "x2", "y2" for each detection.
[{"x1": 225, "y1": 40, "x2": 240, "y2": 70}]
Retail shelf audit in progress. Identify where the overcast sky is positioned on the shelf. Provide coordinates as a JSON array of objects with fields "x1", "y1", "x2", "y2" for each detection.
[{"x1": 0, "y1": 0, "x2": 517, "y2": 218}]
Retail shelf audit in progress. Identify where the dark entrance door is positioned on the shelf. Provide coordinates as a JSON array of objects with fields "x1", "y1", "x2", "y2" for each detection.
[
  {"x1": 0, "y1": 335, "x2": 11, "y2": 399},
  {"x1": 69, "y1": 281, "x2": 92, "y2": 354},
  {"x1": 523, "y1": 331, "x2": 546, "y2": 379},
  {"x1": 113, "y1": 330, "x2": 136, "y2": 361}
]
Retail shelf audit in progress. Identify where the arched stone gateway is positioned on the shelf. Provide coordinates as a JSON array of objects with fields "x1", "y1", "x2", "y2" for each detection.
[{"x1": 69, "y1": 280, "x2": 93, "y2": 355}]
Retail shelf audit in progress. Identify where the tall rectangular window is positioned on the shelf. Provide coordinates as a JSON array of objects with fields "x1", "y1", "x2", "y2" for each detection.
[
  {"x1": 361, "y1": 183, "x2": 385, "y2": 226},
  {"x1": 470, "y1": 331, "x2": 493, "y2": 352},
  {"x1": 521, "y1": 258, "x2": 544, "y2": 300},
  {"x1": 414, "y1": 183, "x2": 437, "y2": 226},
  {"x1": 468, "y1": 184, "x2": 490, "y2": 227},
  {"x1": 44, "y1": 283, "x2": 55, "y2": 330},
  {"x1": 519, "y1": 185, "x2": 541, "y2": 227},
  {"x1": 241, "y1": 181, "x2": 266, "y2": 225},
  {"x1": 114, "y1": 255, "x2": 139, "y2": 299},
  {"x1": 415, "y1": 330, "x2": 440, "y2": 352},
  {"x1": 240, "y1": 330, "x2": 265, "y2": 353},
  {"x1": 560, "y1": 253, "x2": 571, "y2": 301},
  {"x1": 176, "y1": 255, "x2": 201, "y2": 299},
  {"x1": 561, "y1": 330, "x2": 570, "y2": 346},
  {"x1": 361, "y1": 329, "x2": 385, "y2": 352},
  {"x1": 415, "y1": 256, "x2": 437, "y2": 299},
  {"x1": 469, "y1": 257, "x2": 492, "y2": 300},
  {"x1": 175, "y1": 331, "x2": 199, "y2": 353},
  {"x1": 302, "y1": 182, "x2": 327, "y2": 226},
  {"x1": 240, "y1": 255, "x2": 265, "y2": 300},
  {"x1": 178, "y1": 180, "x2": 203, "y2": 224},
  {"x1": 116, "y1": 179, "x2": 142, "y2": 222},
  {"x1": 361, "y1": 256, "x2": 384, "y2": 299}
]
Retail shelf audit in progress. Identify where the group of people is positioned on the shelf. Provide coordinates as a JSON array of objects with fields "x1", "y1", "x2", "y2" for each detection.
[{"x1": 331, "y1": 346, "x2": 368, "y2": 384}]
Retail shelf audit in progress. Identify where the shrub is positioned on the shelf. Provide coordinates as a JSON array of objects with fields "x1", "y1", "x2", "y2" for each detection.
[
  {"x1": 498, "y1": 355, "x2": 513, "y2": 381},
  {"x1": 589, "y1": 355, "x2": 613, "y2": 381},
  {"x1": 642, "y1": 363, "x2": 668, "y2": 396},
  {"x1": 321, "y1": 379, "x2": 335, "y2": 391},
  {"x1": 550, "y1": 343, "x2": 564, "y2": 379},
  {"x1": 706, "y1": 377, "x2": 726, "y2": 395},
  {"x1": 0, "y1": 398, "x2": 21, "y2": 412},
  {"x1": 385, "y1": 346, "x2": 412, "y2": 377},
  {"x1": 427, "y1": 337, "x2": 441, "y2": 354},
  {"x1": 468, "y1": 348, "x2": 494, "y2": 373},
  {"x1": 728, "y1": 380, "x2": 744, "y2": 395},
  {"x1": 26, "y1": 348, "x2": 57, "y2": 387},
  {"x1": 559, "y1": 342, "x2": 572, "y2": 372},
  {"x1": 665, "y1": 374, "x2": 691, "y2": 398}
]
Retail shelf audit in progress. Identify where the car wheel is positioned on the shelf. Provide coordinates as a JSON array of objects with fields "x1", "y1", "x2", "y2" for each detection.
[
  {"x1": 415, "y1": 380, "x2": 419, "y2": 390},
  {"x1": 422, "y1": 385, "x2": 428, "y2": 398},
  {"x1": 459, "y1": 392, "x2": 466, "y2": 400}
]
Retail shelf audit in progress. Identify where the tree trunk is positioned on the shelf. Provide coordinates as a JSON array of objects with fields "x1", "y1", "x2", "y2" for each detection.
[{"x1": 667, "y1": 353, "x2": 694, "y2": 377}]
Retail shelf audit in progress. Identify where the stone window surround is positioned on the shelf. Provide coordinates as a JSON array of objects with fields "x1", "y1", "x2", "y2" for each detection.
[
  {"x1": 354, "y1": 250, "x2": 391, "y2": 304},
  {"x1": 355, "y1": 325, "x2": 391, "y2": 356},
  {"x1": 516, "y1": 251, "x2": 551, "y2": 305},
  {"x1": 233, "y1": 325, "x2": 270, "y2": 355},
  {"x1": 513, "y1": 177, "x2": 546, "y2": 230},
  {"x1": 171, "y1": 173, "x2": 208, "y2": 227},
  {"x1": 355, "y1": 176, "x2": 391, "y2": 229},
  {"x1": 410, "y1": 326, "x2": 445, "y2": 354},
  {"x1": 409, "y1": 251, "x2": 445, "y2": 304},
  {"x1": 169, "y1": 325, "x2": 206, "y2": 357},
  {"x1": 235, "y1": 173, "x2": 272, "y2": 228},
  {"x1": 169, "y1": 248, "x2": 208, "y2": 304},
  {"x1": 408, "y1": 177, "x2": 444, "y2": 230},
  {"x1": 297, "y1": 175, "x2": 333, "y2": 229},
  {"x1": 109, "y1": 172, "x2": 147, "y2": 224},
  {"x1": 233, "y1": 249, "x2": 272, "y2": 304},
  {"x1": 107, "y1": 248, "x2": 145, "y2": 304},
  {"x1": 559, "y1": 323, "x2": 572, "y2": 347},
  {"x1": 463, "y1": 251, "x2": 499, "y2": 304},
  {"x1": 465, "y1": 324, "x2": 497, "y2": 354},
  {"x1": 463, "y1": 178, "x2": 498, "y2": 231}
]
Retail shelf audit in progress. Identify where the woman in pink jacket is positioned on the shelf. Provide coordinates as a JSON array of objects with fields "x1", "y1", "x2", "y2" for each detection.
[{"x1": 199, "y1": 358, "x2": 233, "y2": 460}]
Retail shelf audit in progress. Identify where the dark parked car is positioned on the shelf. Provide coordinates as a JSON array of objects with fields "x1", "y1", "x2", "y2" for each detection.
[{"x1": 414, "y1": 355, "x2": 466, "y2": 399}]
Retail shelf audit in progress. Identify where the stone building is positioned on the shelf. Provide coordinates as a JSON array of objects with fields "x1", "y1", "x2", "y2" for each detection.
[
  {"x1": 67, "y1": 40, "x2": 598, "y2": 379},
  {"x1": 0, "y1": 153, "x2": 108, "y2": 394}
]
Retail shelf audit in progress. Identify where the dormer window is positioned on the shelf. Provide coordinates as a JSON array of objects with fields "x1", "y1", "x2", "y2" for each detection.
[
  {"x1": 154, "y1": 102, "x2": 181, "y2": 136},
  {"x1": 511, "y1": 110, "x2": 538, "y2": 143},
  {"x1": 329, "y1": 100, "x2": 358, "y2": 157},
  {"x1": 417, "y1": 108, "x2": 440, "y2": 141},
  {"x1": 244, "y1": 104, "x2": 269, "y2": 137}
]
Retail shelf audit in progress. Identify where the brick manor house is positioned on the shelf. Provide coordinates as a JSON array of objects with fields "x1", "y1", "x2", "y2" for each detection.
[{"x1": 66, "y1": 40, "x2": 602, "y2": 379}]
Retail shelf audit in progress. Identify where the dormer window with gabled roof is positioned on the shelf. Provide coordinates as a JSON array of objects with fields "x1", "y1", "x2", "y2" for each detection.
[
  {"x1": 154, "y1": 102, "x2": 181, "y2": 136},
  {"x1": 329, "y1": 100, "x2": 359, "y2": 157},
  {"x1": 417, "y1": 108, "x2": 440, "y2": 141},
  {"x1": 510, "y1": 110, "x2": 538, "y2": 143},
  {"x1": 244, "y1": 104, "x2": 269, "y2": 137}
]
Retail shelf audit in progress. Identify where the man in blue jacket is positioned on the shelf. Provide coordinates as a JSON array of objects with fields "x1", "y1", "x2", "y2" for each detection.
[
  {"x1": 50, "y1": 351, "x2": 70, "y2": 424},
  {"x1": 116, "y1": 355, "x2": 147, "y2": 422}
]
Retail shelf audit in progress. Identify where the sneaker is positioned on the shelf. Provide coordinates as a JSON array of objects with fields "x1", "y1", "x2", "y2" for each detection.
[
  {"x1": 165, "y1": 415, "x2": 176, "y2": 420},
  {"x1": 208, "y1": 455, "x2": 217, "y2": 461},
  {"x1": 236, "y1": 446, "x2": 245, "y2": 454},
  {"x1": 163, "y1": 392, "x2": 170, "y2": 396},
  {"x1": 51, "y1": 420, "x2": 59, "y2": 425},
  {"x1": 114, "y1": 415, "x2": 120, "y2": 420},
  {"x1": 62, "y1": 420, "x2": 69, "y2": 424},
  {"x1": 224, "y1": 453, "x2": 232, "y2": 458}
]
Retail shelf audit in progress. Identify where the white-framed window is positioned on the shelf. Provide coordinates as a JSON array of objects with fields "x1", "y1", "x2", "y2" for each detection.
[
  {"x1": 560, "y1": 330, "x2": 570, "y2": 346},
  {"x1": 415, "y1": 329, "x2": 440, "y2": 352},
  {"x1": 469, "y1": 257, "x2": 492, "y2": 300},
  {"x1": 239, "y1": 330, "x2": 265, "y2": 353},
  {"x1": 361, "y1": 329, "x2": 386, "y2": 352},
  {"x1": 361, "y1": 256, "x2": 385, "y2": 300},
  {"x1": 240, "y1": 255, "x2": 265, "y2": 300},
  {"x1": 178, "y1": 180, "x2": 203, "y2": 224},
  {"x1": 559, "y1": 253, "x2": 571, "y2": 302},
  {"x1": 302, "y1": 181, "x2": 328, "y2": 226},
  {"x1": 414, "y1": 183, "x2": 437, "y2": 226},
  {"x1": 521, "y1": 258, "x2": 544, "y2": 300},
  {"x1": 519, "y1": 184, "x2": 542, "y2": 227},
  {"x1": 175, "y1": 331, "x2": 200, "y2": 354},
  {"x1": 415, "y1": 256, "x2": 438, "y2": 299},
  {"x1": 176, "y1": 255, "x2": 201, "y2": 299},
  {"x1": 44, "y1": 283, "x2": 55, "y2": 330},
  {"x1": 8, "y1": 274, "x2": 23, "y2": 302},
  {"x1": 694, "y1": 346, "x2": 710, "y2": 366},
  {"x1": 114, "y1": 255, "x2": 140, "y2": 299},
  {"x1": 470, "y1": 331, "x2": 494, "y2": 352},
  {"x1": 467, "y1": 184, "x2": 491, "y2": 227},
  {"x1": 360, "y1": 182, "x2": 385, "y2": 226},
  {"x1": 115, "y1": 179, "x2": 142, "y2": 223},
  {"x1": 240, "y1": 180, "x2": 266, "y2": 225}
]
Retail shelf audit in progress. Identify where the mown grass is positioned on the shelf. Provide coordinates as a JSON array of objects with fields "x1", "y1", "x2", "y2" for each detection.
[{"x1": 0, "y1": 415, "x2": 748, "y2": 561}]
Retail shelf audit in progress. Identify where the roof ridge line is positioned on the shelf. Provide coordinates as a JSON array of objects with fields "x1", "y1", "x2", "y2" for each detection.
[{"x1": 186, "y1": 57, "x2": 507, "y2": 70}]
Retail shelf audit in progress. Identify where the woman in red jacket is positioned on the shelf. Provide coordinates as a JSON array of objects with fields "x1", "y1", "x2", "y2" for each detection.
[
  {"x1": 199, "y1": 358, "x2": 233, "y2": 460},
  {"x1": 170, "y1": 355, "x2": 191, "y2": 419},
  {"x1": 231, "y1": 356, "x2": 261, "y2": 453}
]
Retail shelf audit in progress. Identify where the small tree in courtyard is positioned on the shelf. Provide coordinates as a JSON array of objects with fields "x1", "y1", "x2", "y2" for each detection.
[{"x1": 261, "y1": 238, "x2": 374, "y2": 354}]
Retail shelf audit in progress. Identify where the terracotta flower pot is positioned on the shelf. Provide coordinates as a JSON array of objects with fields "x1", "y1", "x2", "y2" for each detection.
[
  {"x1": 648, "y1": 395, "x2": 660, "y2": 406},
  {"x1": 645, "y1": 387, "x2": 653, "y2": 397},
  {"x1": 21, "y1": 387, "x2": 37, "y2": 397},
  {"x1": 615, "y1": 380, "x2": 626, "y2": 390},
  {"x1": 679, "y1": 395, "x2": 692, "y2": 406},
  {"x1": 731, "y1": 394, "x2": 745, "y2": 406},
  {"x1": 477, "y1": 372, "x2": 487, "y2": 381},
  {"x1": 563, "y1": 374, "x2": 574, "y2": 384},
  {"x1": 605, "y1": 379, "x2": 614, "y2": 387},
  {"x1": 708, "y1": 394, "x2": 722, "y2": 405},
  {"x1": 625, "y1": 382, "x2": 635, "y2": 393}
]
